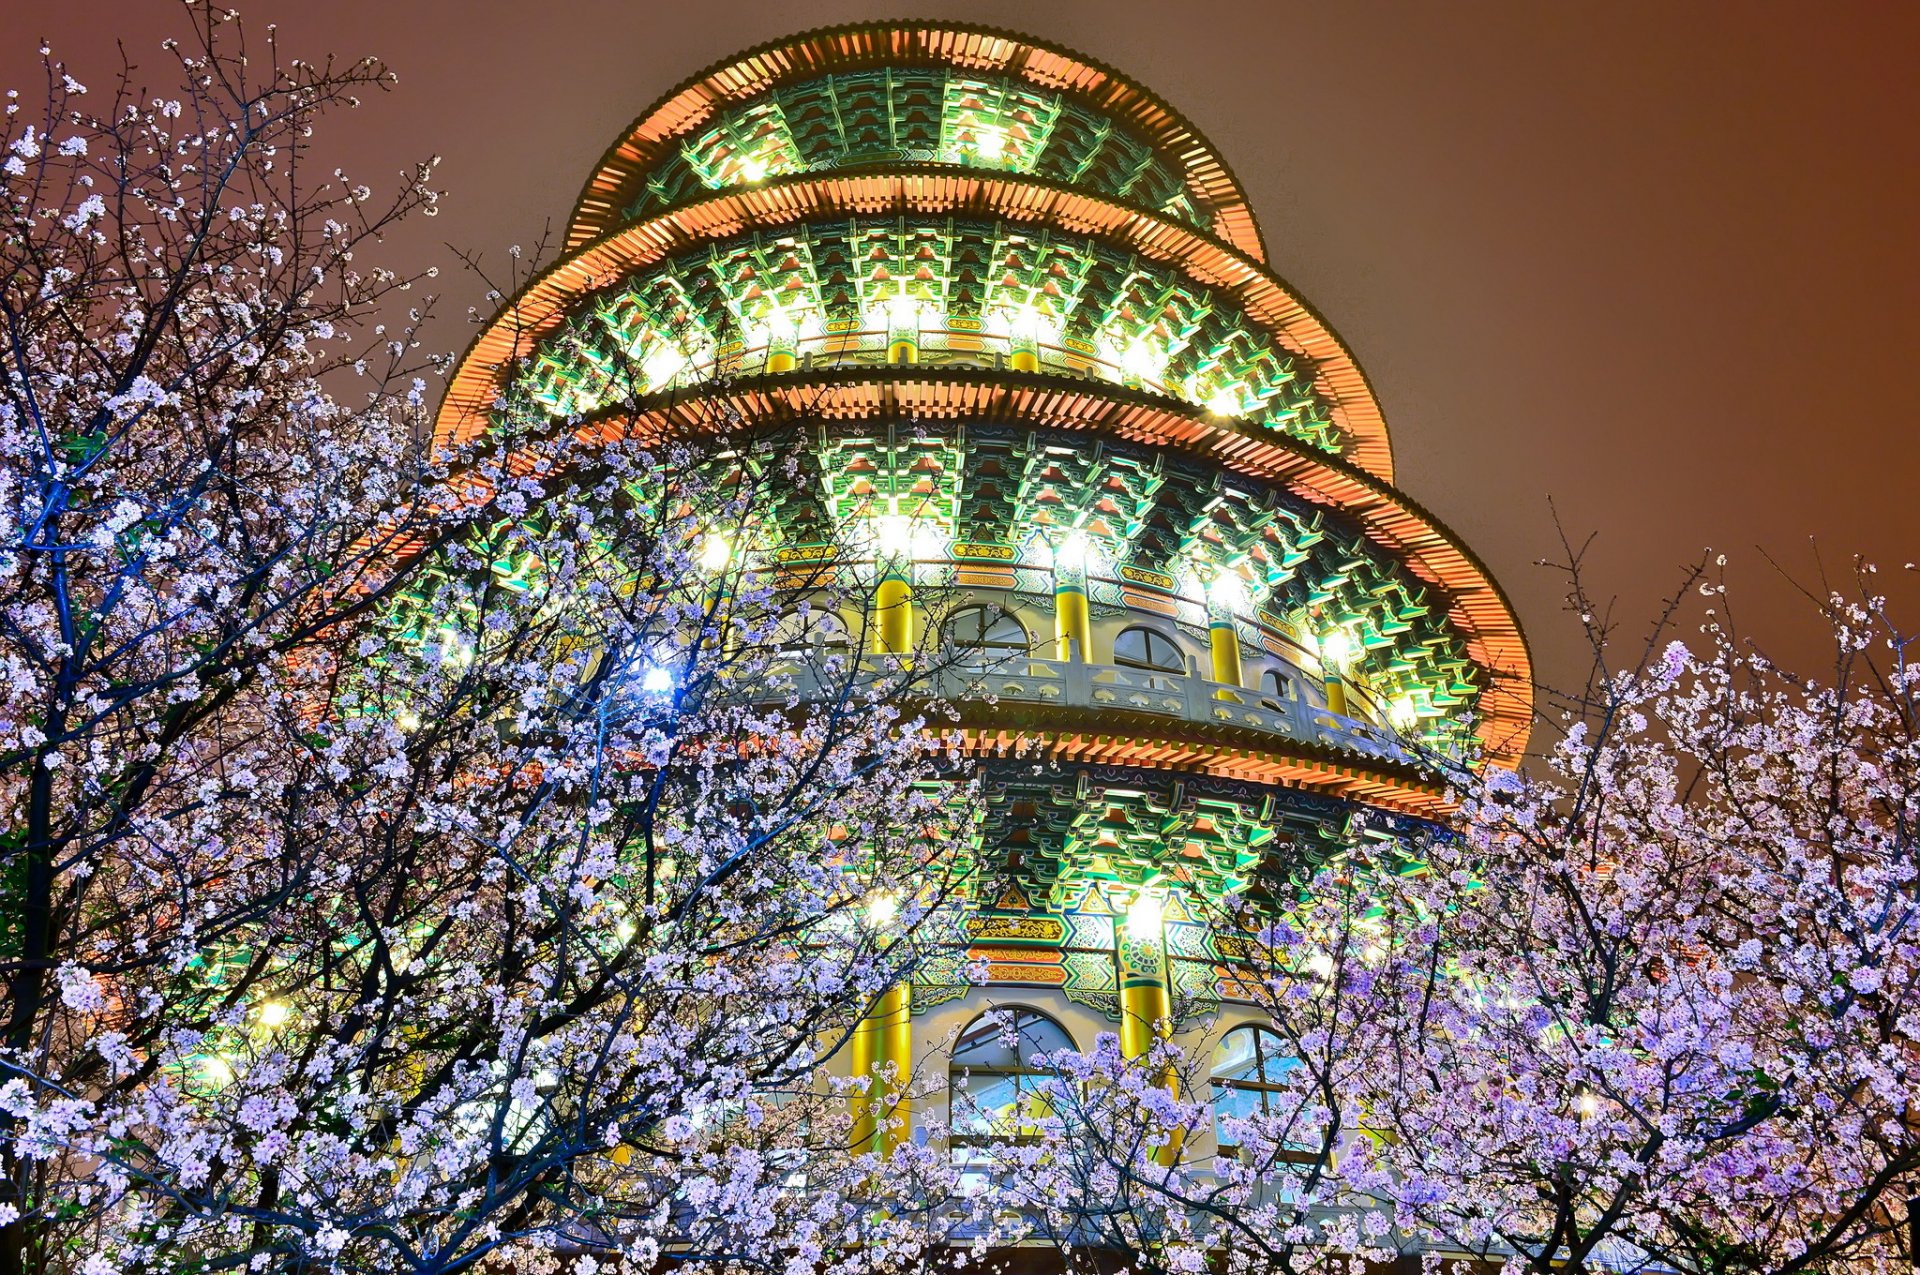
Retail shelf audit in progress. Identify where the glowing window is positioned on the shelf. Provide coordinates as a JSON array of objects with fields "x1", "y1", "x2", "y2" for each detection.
[
  {"x1": 1210, "y1": 1025, "x2": 1300, "y2": 1150},
  {"x1": 950, "y1": 1008, "x2": 1073, "y2": 1152}
]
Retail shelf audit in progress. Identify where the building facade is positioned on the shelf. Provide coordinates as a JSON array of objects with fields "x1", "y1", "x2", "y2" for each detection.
[{"x1": 436, "y1": 23, "x2": 1530, "y2": 1171}]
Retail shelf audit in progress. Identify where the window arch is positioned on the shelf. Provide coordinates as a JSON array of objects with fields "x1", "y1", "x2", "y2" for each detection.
[
  {"x1": 769, "y1": 607, "x2": 851, "y2": 672},
  {"x1": 950, "y1": 1008, "x2": 1074, "y2": 1154},
  {"x1": 943, "y1": 604, "x2": 1030, "y2": 669},
  {"x1": 1210, "y1": 1025, "x2": 1299, "y2": 1150},
  {"x1": 1112, "y1": 625, "x2": 1187, "y2": 685}
]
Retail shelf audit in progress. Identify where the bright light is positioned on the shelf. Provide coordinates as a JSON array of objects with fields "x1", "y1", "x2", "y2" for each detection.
[
  {"x1": 1125, "y1": 890, "x2": 1164, "y2": 943},
  {"x1": 616, "y1": 919, "x2": 637, "y2": 942},
  {"x1": 1319, "y1": 628, "x2": 1355, "y2": 673},
  {"x1": 1006, "y1": 303, "x2": 1049, "y2": 343},
  {"x1": 199, "y1": 1055, "x2": 234, "y2": 1087},
  {"x1": 1120, "y1": 339, "x2": 1162, "y2": 383},
  {"x1": 738, "y1": 154, "x2": 769, "y2": 182},
  {"x1": 1207, "y1": 571, "x2": 1245, "y2": 611},
  {"x1": 866, "y1": 893, "x2": 899, "y2": 928},
  {"x1": 641, "y1": 343, "x2": 690, "y2": 389},
  {"x1": 1054, "y1": 531, "x2": 1089, "y2": 574},
  {"x1": 1305, "y1": 950, "x2": 1336, "y2": 979},
  {"x1": 395, "y1": 709, "x2": 421, "y2": 733},
  {"x1": 763, "y1": 306, "x2": 797, "y2": 343},
  {"x1": 885, "y1": 293, "x2": 922, "y2": 332},
  {"x1": 871, "y1": 514, "x2": 945, "y2": 561},
  {"x1": 873, "y1": 514, "x2": 914, "y2": 558},
  {"x1": 1387, "y1": 696, "x2": 1418, "y2": 729},
  {"x1": 641, "y1": 666, "x2": 675, "y2": 695},
  {"x1": 257, "y1": 1000, "x2": 290, "y2": 1029},
  {"x1": 697, "y1": 533, "x2": 732, "y2": 573},
  {"x1": 975, "y1": 127, "x2": 1007, "y2": 160},
  {"x1": 1575, "y1": 1091, "x2": 1599, "y2": 1117},
  {"x1": 1207, "y1": 388, "x2": 1242, "y2": 417}
]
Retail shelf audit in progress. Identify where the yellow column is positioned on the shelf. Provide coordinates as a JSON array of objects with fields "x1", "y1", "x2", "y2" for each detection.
[
  {"x1": 1208, "y1": 612, "x2": 1243, "y2": 700},
  {"x1": 1055, "y1": 584, "x2": 1090, "y2": 662},
  {"x1": 1009, "y1": 309, "x2": 1042, "y2": 372},
  {"x1": 874, "y1": 573, "x2": 912, "y2": 656},
  {"x1": 849, "y1": 981, "x2": 913, "y2": 1154},
  {"x1": 1120, "y1": 893, "x2": 1181, "y2": 1164},
  {"x1": 766, "y1": 347, "x2": 797, "y2": 374},
  {"x1": 1319, "y1": 629, "x2": 1353, "y2": 717},
  {"x1": 1325, "y1": 674, "x2": 1349, "y2": 717},
  {"x1": 886, "y1": 300, "x2": 920, "y2": 365},
  {"x1": 1118, "y1": 944, "x2": 1172, "y2": 1064},
  {"x1": 1053, "y1": 534, "x2": 1091, "y2": 662}
]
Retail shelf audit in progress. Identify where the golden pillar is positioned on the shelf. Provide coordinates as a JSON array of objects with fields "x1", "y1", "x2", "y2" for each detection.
[
  {"x1": 1325, "y1": 674, "x2": 1349, "y2": 717},
  {"x1": 1053, "y1": 538, "x2": 1092, "y2": 663},
  {"x1": 1319, "y1": 629, "x2": 1353, "y2": 717},
  {"x1": 886, "y1": 298, "x2": 920, "y2": 366},
  {"x1": 1120, "y1": 892, "x2": 1181, "y2": 1164},
  {"x1": 874, "y1": 573, "x2": 913, "y2": 656},
  {"x1": 850, "y1": 981, "x2": 913, "y2": 1154},
  {"x1": 1208, "y1": 611, "x2": 1243, "y2": 700}
]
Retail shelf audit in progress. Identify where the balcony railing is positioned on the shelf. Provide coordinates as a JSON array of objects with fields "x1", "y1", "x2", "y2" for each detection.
[{"x1": 769, "y1": 651, "x2": 1419, "y2": 769}]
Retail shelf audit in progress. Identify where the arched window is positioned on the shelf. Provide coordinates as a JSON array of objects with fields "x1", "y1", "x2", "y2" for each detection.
[
  {"x1": 1259, "y1": 668, "x2": 1294, "y2": 709},
  {"x1": 769, "y1": 607, "x2": 850, "y2": 672},
  {"x1": 1112, "y1": 625, "x2": 1186, "y2": 686},
  {"x1": 950, "y1": 1008, "x2": 1074, "y2": 1155},
  {"x1": 944, "y1": 605, "x2": 1030, "y2": 669},
  {"x1": 1210, "y1": 1025, "x2": 1300, "y2": 1150}
]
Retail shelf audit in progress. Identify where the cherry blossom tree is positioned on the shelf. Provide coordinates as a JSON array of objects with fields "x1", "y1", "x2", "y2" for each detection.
[
  {"x1": 974, "y1": 550, "x2": 1920, "y2": 1275},
  {"x1": 0, "y1": 12, "x2": 985, "y2": 1274},
  {"x1": 1351, "y1": 552, "x2": 1920, "y2": 1274}
]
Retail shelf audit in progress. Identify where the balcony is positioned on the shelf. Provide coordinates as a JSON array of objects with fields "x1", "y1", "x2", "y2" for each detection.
[{"x1": 772, "y1": 652, "x2": 1420, "y2": 769}]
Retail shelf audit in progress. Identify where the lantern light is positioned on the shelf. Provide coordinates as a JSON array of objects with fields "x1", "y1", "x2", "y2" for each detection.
[
  {"x1": 1207, "y1": 571, "x2": 1245, "y2": 611},
  {"x1": 1319, "y1": 628, "x2": 1355, "y2": 672},
  {"x1": 872, "y1": 513, "x2": 944, "y2": 561},
  {"x1": 1120, "y1": 339, "x2": 1161, "y2": 383},
  {"x1": 1125, "y1": 889, "x2": 1164, "y2": 943},
  {"x1": 1054, "y1": 531, "x2": 1090, "y2": 574},
  {"x1": 885, "y1": 293, "x2": 922, "y2": 332},
  {"x1": 698, "y1": 533, "x2": 732, "y2": 573}
]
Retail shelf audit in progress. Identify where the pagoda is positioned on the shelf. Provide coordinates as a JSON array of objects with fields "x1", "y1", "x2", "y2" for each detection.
[{"x1": 435, "y1": 23, "x2": 1531, "y2": 1160}]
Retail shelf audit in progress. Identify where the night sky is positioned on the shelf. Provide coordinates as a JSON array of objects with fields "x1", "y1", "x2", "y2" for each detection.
[{"x1": 10, "y1": 1, "x2": 1917, "y2": 713}]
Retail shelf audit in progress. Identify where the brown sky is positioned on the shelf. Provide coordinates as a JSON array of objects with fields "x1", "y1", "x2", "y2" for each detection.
[{"x1": 10, "y1": 1, "x2": 1918, "y2": 708}]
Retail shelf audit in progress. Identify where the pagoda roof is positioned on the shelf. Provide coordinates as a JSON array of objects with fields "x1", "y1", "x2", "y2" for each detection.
[
  {"x1": 442, "y1": 172, "x2": 1395, "y2": 481},
  {"x1": 565, "y1": 21, "x2": 1267, "y2": 263}
]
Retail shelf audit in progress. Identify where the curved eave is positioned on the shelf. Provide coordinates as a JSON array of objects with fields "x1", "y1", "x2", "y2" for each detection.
[
  {"x1": 440, "y1": 172, "x2": 1395, "y2": 480},
  {"x1": 479, "y1": 370, "x2": 1532, "y2": 768},
  {"x1": 955, "y1": 704, "x2": 1452, "y2": 819},
  {"x1": 566, "y1": 21, "x2": 1266, "y2": 263}
]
